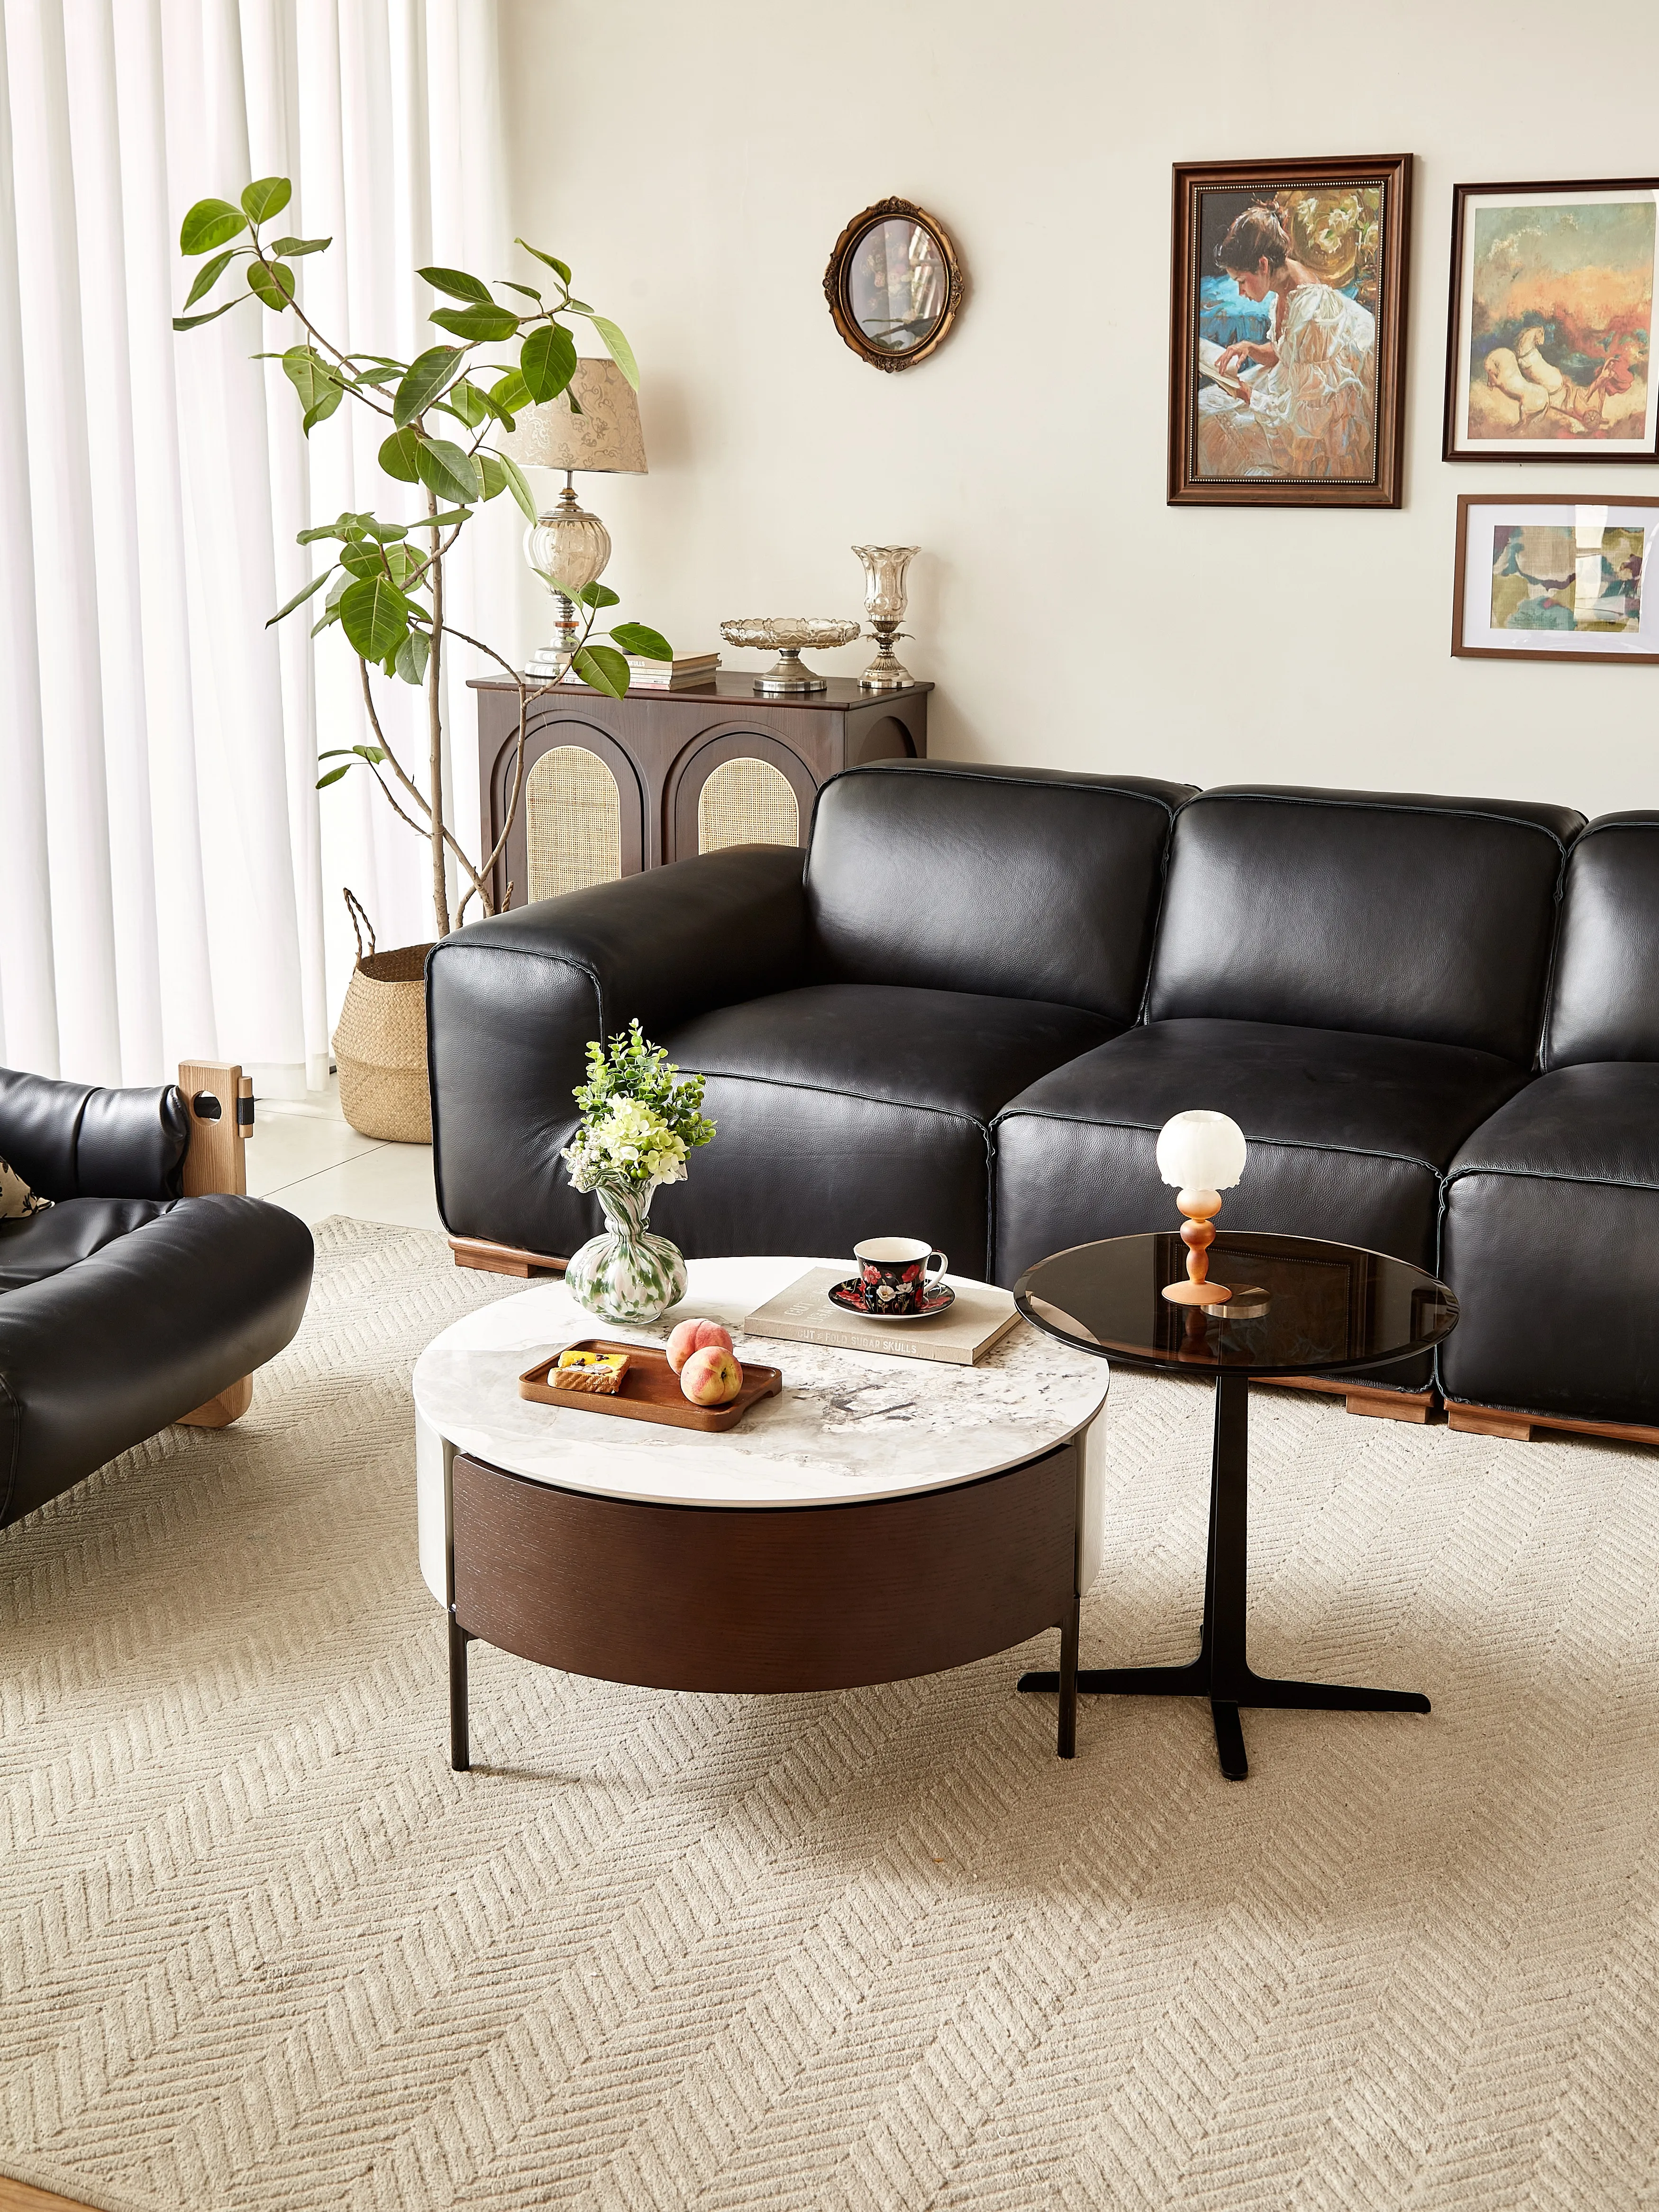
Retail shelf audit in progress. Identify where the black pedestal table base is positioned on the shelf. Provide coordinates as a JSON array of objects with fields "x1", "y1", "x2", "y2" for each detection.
[{"x1": 1018, "y1": 1368, "x2": 1430, "y2": 1779}]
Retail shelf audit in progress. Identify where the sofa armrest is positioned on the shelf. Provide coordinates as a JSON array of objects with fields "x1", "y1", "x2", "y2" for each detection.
[
  {"x1": 427, "y1": 844, "x2": 808, "y2": 1257},
  {"x1": 0, "y1": 1067, "x2": 192, "y2": 1202}
]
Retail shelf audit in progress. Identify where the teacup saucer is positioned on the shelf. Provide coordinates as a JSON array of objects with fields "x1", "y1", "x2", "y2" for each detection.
[{"x1": 828, "y1": 1277, "x2": 956, "y2": 1323}]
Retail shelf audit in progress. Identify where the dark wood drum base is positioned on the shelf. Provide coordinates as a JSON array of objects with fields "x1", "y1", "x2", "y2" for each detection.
[{"x1": 447, "y1": 1443, "x2": 1083, "y2": 1769}]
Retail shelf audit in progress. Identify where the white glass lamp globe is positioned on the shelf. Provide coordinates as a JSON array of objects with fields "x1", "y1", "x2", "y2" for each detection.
[{"x1": 1156, "y1": 1110, "x2": 1247, "y2": 1195}]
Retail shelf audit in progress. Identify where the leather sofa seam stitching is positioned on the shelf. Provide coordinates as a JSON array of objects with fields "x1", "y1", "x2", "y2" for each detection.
[
  {"x1": 690, "y1": 1064, "x2": 992, "y2": 1131},
  {"x1": 1445, "y1": 1161, "x2": 1659, "y2": 1195},
  {"x1": 991, "y1": 1109, "x2": 1442, "y2": 1177},
  {"x1": 1176, "y1": 789, "x2": 1580, "y2": 856}
]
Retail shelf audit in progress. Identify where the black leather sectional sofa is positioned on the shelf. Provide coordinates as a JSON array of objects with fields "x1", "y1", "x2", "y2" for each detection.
[
  {"x1": 428, "y1": 763, "x2": 1659, "y2": 1440},
  {"x1": 0, "y1": 1068, "x2": 315, "y2": 1528}
]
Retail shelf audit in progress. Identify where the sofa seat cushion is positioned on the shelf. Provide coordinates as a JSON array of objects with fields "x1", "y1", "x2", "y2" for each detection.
[
  {"x1": 0, "y1": 1197, "x2": 173, "y2": 1293},
  {"x1": 1441, "y1": 1065, "x2": 1659, "y2": 1427},
  {"x1": 993, "y1": 1018, "x2": 1531, "y2": 1288},
  {"x1": 655, "y1": 985, "x2": 1119, "y2": 1274}
]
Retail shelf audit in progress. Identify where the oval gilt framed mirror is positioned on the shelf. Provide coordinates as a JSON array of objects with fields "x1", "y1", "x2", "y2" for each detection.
[{"x1": 824, "y1": 198, "x2": 964, "y2": 372}]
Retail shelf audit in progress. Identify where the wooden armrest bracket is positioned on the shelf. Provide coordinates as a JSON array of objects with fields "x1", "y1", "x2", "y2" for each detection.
[{"x1": 178, "y1": 1061, "x2": 251, "y2": 1198}]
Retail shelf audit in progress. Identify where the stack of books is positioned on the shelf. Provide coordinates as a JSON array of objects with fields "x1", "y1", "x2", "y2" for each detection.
[{"x1": 559, "y1": 651, "x2": 720, "y2": 692}]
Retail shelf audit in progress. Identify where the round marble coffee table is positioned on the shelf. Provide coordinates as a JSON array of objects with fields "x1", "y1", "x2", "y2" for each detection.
[{"x1": 413, "y1": 1256, "x2": 1109, "y2": 1769}]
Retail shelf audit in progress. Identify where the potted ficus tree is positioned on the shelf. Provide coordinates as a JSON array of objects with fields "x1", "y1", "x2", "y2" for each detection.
[{"x1": 173, "y1": 174, "x2": 670, "y2": 1136}]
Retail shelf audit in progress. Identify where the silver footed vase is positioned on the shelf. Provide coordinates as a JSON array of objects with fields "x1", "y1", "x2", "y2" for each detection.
[{"x1": 565, "y1": 1180, "x2": 687, "y2": 1325}]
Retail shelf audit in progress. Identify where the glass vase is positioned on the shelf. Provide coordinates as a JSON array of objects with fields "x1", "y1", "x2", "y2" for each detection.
[{"x1": 565, "y1": 1180, "x2": 688, "y2": 1325}]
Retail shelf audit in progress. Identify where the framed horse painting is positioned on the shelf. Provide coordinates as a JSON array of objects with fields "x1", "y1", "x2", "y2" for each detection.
[{"x1": 1444, "y1": 180, "x2": 1659, "y2": 462}]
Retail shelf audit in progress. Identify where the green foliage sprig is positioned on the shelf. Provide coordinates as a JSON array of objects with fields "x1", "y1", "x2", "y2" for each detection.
[
  {"x1": 174, "y1": 176, "x2": 672, "y2": 935},
  {"x1": 563, "y1": 1021, "x2": 716, "y2": 1193}
]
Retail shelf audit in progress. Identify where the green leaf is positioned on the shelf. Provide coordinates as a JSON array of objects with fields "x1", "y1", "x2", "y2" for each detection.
[
  {"x1": 241, "y1": 176, "x2": 292, "y2": 224},
  {"x1": 316, "y1": 764, "x2": 352, "y2": 788},
  {"x1": 588, "y1": 314, "x2": 638, "y2": 391},
  {"x1": 296, "y1": 521, "x2": 345, "y2": 544},
  {"x1": 394, "y1": 630, "x2": 432, "y2": 687},
  {"x1": 266, "y1": 570, "x2": 332, "y2": 626},
  {"x1": 302, "y1": 382, "x2": 345, "y2": 433},
  {"x1": 571, "y1": 643, "x2": 631, "y2": 698},
  {"x1": 378, "y1": 426, "x2": 423, "y2": 482},
  {"x1": 571, "y1": 581, "x2": 620, "y2": 609},
  {"x1": 494, "y1": 449, "x2": 538, "y2": 522},
  {"x1": 180, "y1": 198, "x2": 247, "y2": 255},
  {"x1": 476, "y1": 452, "x2": 509, "y2": 501},
  {"x1": 393, "y1": 345, "x2": 463, "y2": 428},
  {"x1": 429, "y1": 304, "x2": 521, "y2": 343},
  {"x1": 346, "y1": 363, "x2": 401, "y2": 388},
  {"x1": 363, "y1": 518, "x2": 409, "y2": 542},
  {"x1": 519, "y1": 320, "x2": 577, "y2": 404},
  {"x1": 355, "y1": 744, "x2": 387, "y2": 763},
  {"x1": 339, "y1": 541, "x2": 390, "y2": 579},
  {"x1": 270, "y1": 235, "x2": 331, "y2": 257},
  {"x1": 610, "y1": 622, "x2": 673, "y2": 661},
  {"x1": 440, "y1": 377, "x2": 492, "y2": 428},
  {"x1": 415, "y1": 436, "x2": 483, "y2": 507},
  {"x1": 172, "y1": 300, "x2": 242, "y2": 331},
  {"x1": 338, "y1": 575, "x2": 412, "y2": 661},
  {"x1": 515, "y1": 240, "x2": 573, "y2": 283},
  {"x1": 183, "y1": 248, "x2": 237, "y2": 308},
  {"x1": 498, "y1": 280, "x2": 543, "y2": 302},
  {"x1": 489, "y1": 368, "x2": 532, "y2": 415},
  {"x1": 281, "y1": 345, "x2": 339, "y2": 412},
  {"x1": 246, "y1": 259, "x2": 295, "y2": 310},
  {"x1": 419, "y1": 265, "x2": 492, "y2": 303}
]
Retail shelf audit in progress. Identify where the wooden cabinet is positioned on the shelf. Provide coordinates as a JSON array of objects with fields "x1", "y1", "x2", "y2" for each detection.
[{"x1": 472, "y1": 676, "x2": 930, "y2": 912}]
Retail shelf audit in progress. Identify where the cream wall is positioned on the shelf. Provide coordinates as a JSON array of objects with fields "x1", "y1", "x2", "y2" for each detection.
[{"x1": 496, "y1": 0, "x2": 1659, "y2": 821}]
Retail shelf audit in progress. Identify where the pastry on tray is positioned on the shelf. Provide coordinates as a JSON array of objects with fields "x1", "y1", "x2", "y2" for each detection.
[{"x1": 549, "y1": 1347, "x2": 631, "y2": 1396}]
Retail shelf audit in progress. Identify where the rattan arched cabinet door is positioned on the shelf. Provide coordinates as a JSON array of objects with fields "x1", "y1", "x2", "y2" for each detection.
[{"x1": 665, "y1": 731, "x2": 819, "y2": 863}]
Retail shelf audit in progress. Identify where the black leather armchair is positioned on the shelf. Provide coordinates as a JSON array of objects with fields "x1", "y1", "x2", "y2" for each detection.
[
  {"x1": 428, "y1": 760, "x2": 1194, "y2": 1271},
  {"x1": 0, "y1": 1066, "x2": 314, "y2": 1528},
  {"x1": 1441, "y1": 814, "x2": 1659, "y2": 1431}
]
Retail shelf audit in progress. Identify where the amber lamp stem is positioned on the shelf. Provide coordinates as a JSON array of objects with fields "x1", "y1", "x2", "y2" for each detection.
[{"x1": 1160, "y1": 1186, "x2": 1232, "y2": 1306}]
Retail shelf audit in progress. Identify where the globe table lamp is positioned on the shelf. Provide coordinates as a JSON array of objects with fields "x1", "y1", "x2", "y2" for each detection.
[
  {"x1": 1156, "y1": 1110, "x2": 1248, "y2": 1306},
  {"x1": 495, "y1": 358, "x2": 647, "y2": 676}
]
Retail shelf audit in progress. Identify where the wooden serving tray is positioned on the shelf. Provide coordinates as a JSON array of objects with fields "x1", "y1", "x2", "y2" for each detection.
[{"x1": 518, "y1": 1338, "x2": 783, "y2": 1432}]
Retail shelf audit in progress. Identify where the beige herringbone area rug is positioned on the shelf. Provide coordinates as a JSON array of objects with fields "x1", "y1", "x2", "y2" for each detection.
[{"x1": 3, "y1": 1218, "x2": 1658, "y2": 2212}]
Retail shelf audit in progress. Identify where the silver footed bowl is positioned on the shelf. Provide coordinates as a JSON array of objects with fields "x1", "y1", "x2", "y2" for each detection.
[{"x1": 719, "y1": 618, "x2": 862, "y2": 651}]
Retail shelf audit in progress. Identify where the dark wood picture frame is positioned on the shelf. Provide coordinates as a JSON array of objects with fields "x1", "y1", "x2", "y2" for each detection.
[
  {"x1": 1451, "y1": 493, "x2": 1659, "y2": 665},
  {"x1": 823, "y1": 197, "x2": 964, "y2": 373},
  {"x1": 1443, "y1": 178, "x2": 1659, "y2": 464},
  {"x1": 1168, "y1": 154, "x2": 1412, "y2": 508}
]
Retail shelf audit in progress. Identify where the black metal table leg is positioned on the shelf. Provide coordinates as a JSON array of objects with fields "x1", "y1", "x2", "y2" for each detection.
[
  {"x1": 448, "y1": 1608, "x2": 472, "y2": 1772},
  {"x1": 1019, "y1": 1369, "x2": 1429, "y2": 1777},
  {"x1": 1057, "y1": 1593, "x2": 1080, "y2": 1759}
]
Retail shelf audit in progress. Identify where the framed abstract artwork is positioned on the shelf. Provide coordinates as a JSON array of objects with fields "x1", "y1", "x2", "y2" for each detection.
[
  {"x1": 1444, "y1": 180, "x2": 1659, "y2": 461},
  {"x1": 1451, "y1": 494, "x2": 1659, "y2": 664},
  {"x1": 1168, "y1": 154, "x2": 1412, "y2": 507}
]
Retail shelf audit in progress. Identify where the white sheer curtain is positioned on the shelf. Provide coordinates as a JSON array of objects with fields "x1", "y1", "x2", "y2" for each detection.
[{"x1": 0, "y1": 0, "x2": 511, "y2": 1093}]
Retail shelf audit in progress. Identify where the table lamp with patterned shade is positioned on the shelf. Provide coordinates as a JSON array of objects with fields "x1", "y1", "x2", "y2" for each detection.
[
  {"x1": 495, "y1": 357, "x2": 647, "y2": 676},
  {"x1": 1156, "y1": 1110, "x2": 1248, "y2": 1306}
]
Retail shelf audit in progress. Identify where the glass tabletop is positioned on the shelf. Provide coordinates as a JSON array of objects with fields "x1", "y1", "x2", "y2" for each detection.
[{"x1": 1013, "y1": 1232, "x2": 1458, "y2": 1377}]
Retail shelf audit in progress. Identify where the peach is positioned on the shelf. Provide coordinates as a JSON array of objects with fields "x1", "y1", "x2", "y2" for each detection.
[
  {"x1": 680, "y1": 1344, "x2": 743, "y2": 1406},
  {"x1": 666, "y1": 1317, "x2": 734, "y2": 1374}
]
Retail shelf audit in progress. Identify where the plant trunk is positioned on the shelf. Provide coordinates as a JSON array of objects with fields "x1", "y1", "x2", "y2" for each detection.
[{"x1": 427, "y1": 490, "x2": 452, "y2": 939}]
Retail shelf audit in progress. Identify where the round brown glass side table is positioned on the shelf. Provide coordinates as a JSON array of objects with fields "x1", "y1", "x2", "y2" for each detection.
[{"x1": 1013, "y1": 1230, "x2": 1459, "y2": 1781}]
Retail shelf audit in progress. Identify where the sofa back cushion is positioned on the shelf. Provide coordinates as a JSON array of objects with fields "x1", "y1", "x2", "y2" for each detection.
[
  {"x1": 805, "y1": 761, "x2": 1194, "y2": 1022},
  {"x1": 1145, "y1": 785, "x2": 1584, "y2": 1063},
  {"x1": 1543, "y1": 813, "x2": 1659, "y2": 1066}
]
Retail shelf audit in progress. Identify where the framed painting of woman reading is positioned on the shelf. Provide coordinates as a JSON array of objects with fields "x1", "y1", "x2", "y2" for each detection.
[{"x1": 1169, "y1": 155, "x2": 1412, "y2": 507}]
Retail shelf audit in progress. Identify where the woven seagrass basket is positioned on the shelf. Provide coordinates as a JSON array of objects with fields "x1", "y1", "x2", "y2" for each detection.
[{"x1": 331, "y1": 888, "x2": 433, "y2": 1143}]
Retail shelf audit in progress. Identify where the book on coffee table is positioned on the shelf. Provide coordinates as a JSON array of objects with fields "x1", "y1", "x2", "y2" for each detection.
[{"x1": 740, "y1": 1267, "x2": 1022, "y2": 1366}]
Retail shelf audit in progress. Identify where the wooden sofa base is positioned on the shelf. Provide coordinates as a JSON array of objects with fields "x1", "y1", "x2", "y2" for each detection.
[
  {"x1": 1447, "y1": 1402, "x2": 1659, "y2": 1448},
  {"x1": 179, "y1": 1376, "x2": 255, "y2": 1428},
  {"x1": 1260, "y1": 1375, "x2": 1433, "y2": 1423},
  {"x1": 449, "y1": 1236, "x2": 568, "y2": 1279}
]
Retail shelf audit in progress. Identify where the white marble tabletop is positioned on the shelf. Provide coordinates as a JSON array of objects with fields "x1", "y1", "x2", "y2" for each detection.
[{"x1": 413, "y1": 1256, "x2": 1110, "y2": 1515}]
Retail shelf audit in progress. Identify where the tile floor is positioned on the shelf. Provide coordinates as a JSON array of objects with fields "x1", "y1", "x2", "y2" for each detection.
[{"x1": 249, "y1": 1080, "x2": 445, "y2": 1235}]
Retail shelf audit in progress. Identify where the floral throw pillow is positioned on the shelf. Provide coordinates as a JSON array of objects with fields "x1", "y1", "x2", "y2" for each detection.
[{"x1": 0, "y1": 1156, "x2": 49, "y2": 1220}]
